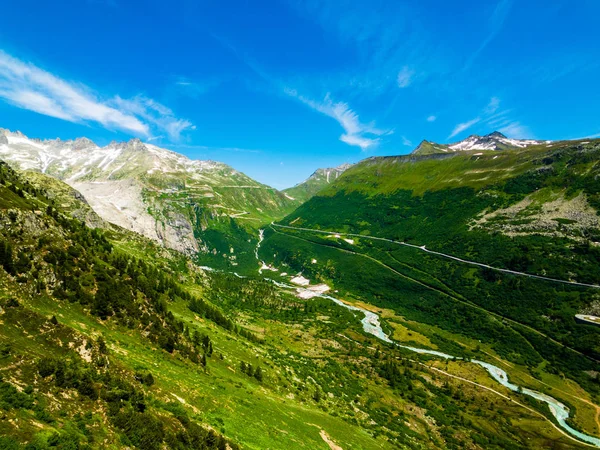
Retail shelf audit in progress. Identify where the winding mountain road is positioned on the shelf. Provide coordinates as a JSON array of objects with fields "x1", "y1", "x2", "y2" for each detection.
[
  {"x1": 271, "y1": 223, "x2": 600, "y2": 289},
  {"x1": 269, "y1": 224, "x2": 600, "y2": 364}
]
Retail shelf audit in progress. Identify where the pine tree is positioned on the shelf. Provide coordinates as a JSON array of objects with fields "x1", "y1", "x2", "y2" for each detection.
[
  {"x1": 97, "y1": 336, "x2": 108, "y2": 354},
  {"x1": 253, "y1": 366, "x2": 263, "y2": 383},
  {"x1": 143, "y1": 373, "x2": 155, "y2": 386},
  {"x1": 0, "y1": 241, "x2": 15, "y2": 275},
  {"x1": 313, "y1": 388, "x2": 321, "y2": 402}
]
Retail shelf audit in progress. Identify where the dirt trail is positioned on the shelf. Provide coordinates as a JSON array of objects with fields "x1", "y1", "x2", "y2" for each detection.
[{"x1": 319, "y1": 430, "x2": 343, "y2": 450}]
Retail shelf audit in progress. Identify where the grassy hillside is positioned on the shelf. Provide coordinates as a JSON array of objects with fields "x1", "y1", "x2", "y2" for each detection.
[
  {"x1": 0, "y1": 161, "x2": 591, "y2": 448},
  {"x1": 259, "y1": 140, "x2": 600, "y2": 441},
  {"x1": 283, "y1": 165, "x2": 350, "y2": 204}
]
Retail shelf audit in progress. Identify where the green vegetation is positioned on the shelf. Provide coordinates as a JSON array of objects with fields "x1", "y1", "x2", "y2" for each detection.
[
  {"x1": 2, "y1": 138, "x2": 600, "y2": 449},
  {"x1": 260, "y1": 140, "x2": 600, "y2": 443},
  {"x1": 283, "y1": 166, "x2": 349, "y2": 203}
]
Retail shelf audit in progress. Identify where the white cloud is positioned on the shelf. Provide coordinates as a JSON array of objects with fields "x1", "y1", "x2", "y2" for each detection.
[
  {"x1": 397, "y1": 66, "x2": 415, "y2": 88},
  {"x1": 285, "y1": 88, "x2": 390, "y2": 150},
  {"x1": 0, "y1": 50, "x2": 193, "y2": 140},
  {"x1": 401, "y1": 136, "x2": 412, "y2": 147},
  {"x1": 426, "y1": 115, "x2": 436, "y2": 122},
  {"x1": 449, "y1": 118, "x2": 481, "y2": 139},
  {"x1": 498, "y1": 122, "x2": 531, "y2": 139},
  {"x1": 339, "y1": 133, "x2": 377, "y2": 149},
  {"x1": 448, "y1": 96, "x2": 532, "y2": 140},
  {"x1": 146, "y1": 135, "x2": 164, "y2": 142},
  {"x1": 4, "y1": 90, "x2": 76, "y2": 121},
  {"x1": 114, "y1": 95, "x2": 194, "y2": 141},
  {"x1": 484, "y1": 96, "x2": 500, "y2": 114},
  {"x1": 286, "y1": 1, "x2": 427, "y2": 98}
]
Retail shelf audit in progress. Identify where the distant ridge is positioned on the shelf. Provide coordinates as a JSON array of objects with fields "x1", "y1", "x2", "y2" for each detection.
[
  {"x1": 412, "y1": 131, "x2": 548, "y2": 156},
  {"x1": 283, "y1": 163, "x2": 352, "y2": 202}
]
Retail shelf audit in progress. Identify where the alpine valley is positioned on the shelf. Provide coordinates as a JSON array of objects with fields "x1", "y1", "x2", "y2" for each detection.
[{"x1": 1, "y1": 127, "x2": 600, "y2": 450}]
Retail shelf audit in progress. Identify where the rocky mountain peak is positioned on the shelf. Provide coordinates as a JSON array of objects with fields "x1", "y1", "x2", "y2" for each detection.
[
  {"x1": 412, "y1": 131, "x2": 546, "y2": 155},
  {"x1": 125, "y1": 138, "x2": 146, "y2": 152},
  {"x1": 72, "y1": 137, "x2": 97, "y2": 150}
]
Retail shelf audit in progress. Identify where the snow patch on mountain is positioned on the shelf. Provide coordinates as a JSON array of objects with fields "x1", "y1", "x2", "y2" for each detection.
[
  {"x1": 0, "y1": 128, "x2": 290, "y2": 257},
  {"x1": 413, "y1": 131, "x2": 550, "y2": 156},
  {"x1": 447, "y1": 132, "x2": 545, "y2": 151}
]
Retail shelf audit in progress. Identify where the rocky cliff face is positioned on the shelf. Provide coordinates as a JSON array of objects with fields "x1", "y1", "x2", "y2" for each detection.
[{"x1": 0, "y1": 129, "x2": 295, "y2": 261}]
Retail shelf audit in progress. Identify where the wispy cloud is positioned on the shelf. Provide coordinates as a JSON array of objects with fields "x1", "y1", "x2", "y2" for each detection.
[
  {"x1": 285, "y1": 88, "x2": 391, "y2": 150},
  {"x1": 401, "y1": 136, "x2": 412, "y2": 147},
  {"x1": 114, "y1": 95, "x2": 195, "y2": 141},
  {"x1": 484, "y1": 96, "x2": 500, "y2": 114},
  {"x1": 449, "y1": 118, "x2": 481, "y2": 139},
  {"x1": 426, "y1": 115, "x2": 436, "y2": 122},
  {"x1": 463, "y1": 0, "x2": 512, "y2": 71},
  {"x1": 146, "y1": 135, "x2": 164, "y2": 142},
  {"x1": 0, "y1": 50, "x2": 193, "y2": 140},
  {"x1": 497, "y1": 122, "x2": 531, "y2": 139},
  {"x1": 211, "y1": 33, "x2": 395, "y2": 151},
  {"x1": 397, "y1": 66, "x2": 415, "y2": 88},
  {"x1": 448, "y1": 97, "x2": 501, "y2": 138},
  {"x1": 173, "y1": 77, "x2": 221, "y2": 99},
  {"x1": 449, "y1": 96, "x2": 531, "y2": 140},
  {"x1": 286, "y1": 1, "x2": 428, "y2": 98}
]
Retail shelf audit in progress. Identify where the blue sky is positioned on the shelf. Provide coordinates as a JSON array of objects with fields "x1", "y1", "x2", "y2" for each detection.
[{"x1": 0, "y1": 0, "x2": 599, "y2": 188}]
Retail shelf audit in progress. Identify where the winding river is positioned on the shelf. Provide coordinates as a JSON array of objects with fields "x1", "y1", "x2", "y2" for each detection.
[
  {"x1": 239, "y1": 231, "x2": 600, "y2": 446},
  {"x1": 207, "y1": 257, "x2": 600, "y2": 446},
  {"x1": 320, "y1": 294, "x2": 600, "y2": 447}
]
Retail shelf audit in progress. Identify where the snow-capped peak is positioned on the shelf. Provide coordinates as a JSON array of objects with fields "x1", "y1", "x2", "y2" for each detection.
[
  {"x1": 412, "y1": 131, "x2": 548, "y2": 155},
  {"x1": 0, "y1": 128, "x2": 230, "y2": 178}
]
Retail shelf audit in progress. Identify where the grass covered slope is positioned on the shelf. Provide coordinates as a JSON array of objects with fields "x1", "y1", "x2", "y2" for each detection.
[
  {"x1": 279, "y1": 139, "x2": 600, "y2": 277},
  {"x1": 260, "y1": 140, "x2": 600, "y2": 437},
  {"x1": 0, "y1": 161, "x2": 591, "y2": 449},
  {"x1": 283, "y1": 164, "x2": 351, "y2": 203}
]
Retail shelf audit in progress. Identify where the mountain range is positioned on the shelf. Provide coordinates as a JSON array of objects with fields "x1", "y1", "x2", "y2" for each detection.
[
  {"x1": 1, "y1": 127, "x2": 600, "y2": 449},
  {"x1": 0, "y1": 128, "x2": 298, "y2": 268}
]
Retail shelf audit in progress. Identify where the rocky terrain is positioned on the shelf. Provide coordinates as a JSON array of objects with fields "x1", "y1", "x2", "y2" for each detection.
[
  {"x1": 471, "y1": 190, "x2": 600, "y2": 242},
  {"x1": 0, "y1": 128, "x2": 297, "y2": 266}
]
